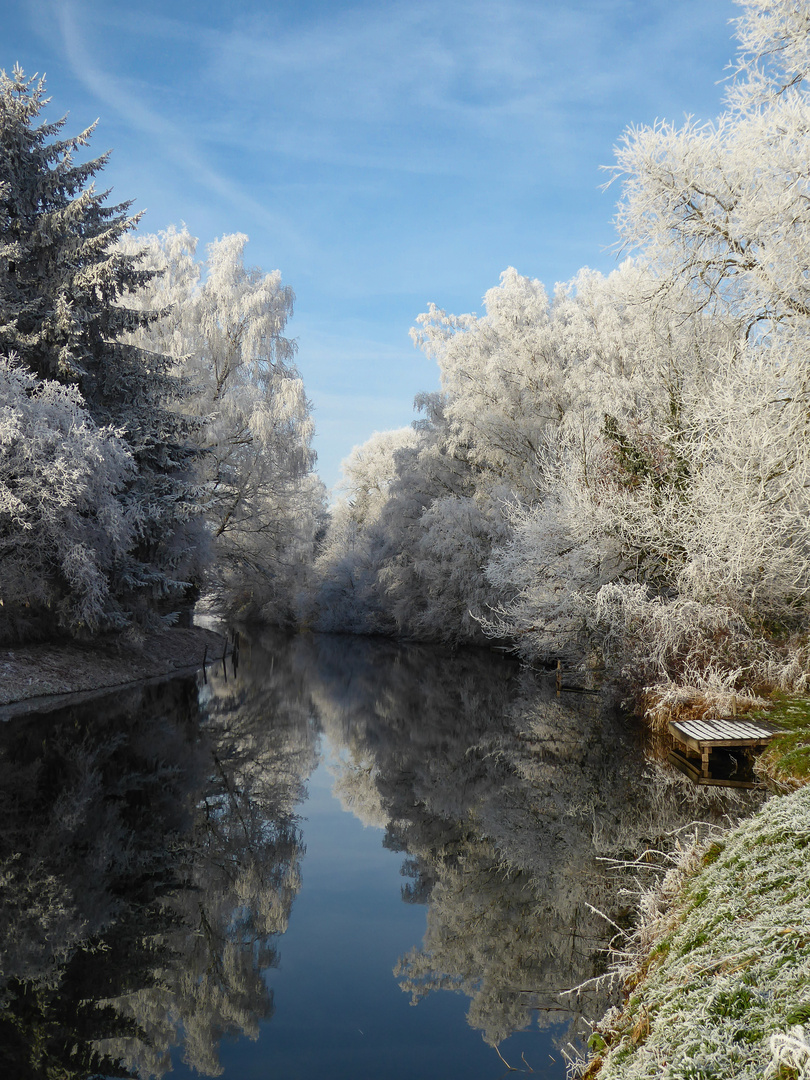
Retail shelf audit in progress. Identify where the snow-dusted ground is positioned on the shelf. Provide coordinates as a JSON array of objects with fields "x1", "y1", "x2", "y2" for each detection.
[
  {"x1": 0, "y1": 626, "x2": 226, "y2": 715},
  {"x1": 583, "y1": 787, "x2": 810, "y2": 1079}
]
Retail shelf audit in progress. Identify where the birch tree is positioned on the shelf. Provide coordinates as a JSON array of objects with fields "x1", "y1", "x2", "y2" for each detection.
[{"x1": 120, "y1": 226, "x2": 325, "y2": 624}]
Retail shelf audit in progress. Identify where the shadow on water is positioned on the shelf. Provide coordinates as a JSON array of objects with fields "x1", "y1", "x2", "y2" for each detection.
[{"x1": 0, "y1": 629, "x2": 762, "y2": 1078}]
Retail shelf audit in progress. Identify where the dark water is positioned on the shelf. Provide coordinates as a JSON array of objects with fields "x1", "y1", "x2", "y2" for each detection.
[{"x1": 0, "y1": 630, "x2": 755, "y2": 1080}]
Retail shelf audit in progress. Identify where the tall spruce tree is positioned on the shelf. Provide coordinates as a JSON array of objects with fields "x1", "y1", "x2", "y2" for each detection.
[{"x1": 0, "y1": 67, "x2": 204, "y2": 637}]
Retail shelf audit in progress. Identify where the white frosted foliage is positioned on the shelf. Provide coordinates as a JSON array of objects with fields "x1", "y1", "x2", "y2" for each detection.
[
  {"x1": 0, "y1": 68, "x2": 204, "y2": 637},
  {"x1": 0, "y1": 358, "x2": 134, "y2": 630},
  {"x1": 119, "y1": 226, "x2": 325, "y2": 624}
]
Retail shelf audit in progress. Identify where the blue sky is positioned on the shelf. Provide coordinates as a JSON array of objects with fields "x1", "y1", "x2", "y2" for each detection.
[{"x1": 6, "y1": 0, "x2": 739, "y2": 492}]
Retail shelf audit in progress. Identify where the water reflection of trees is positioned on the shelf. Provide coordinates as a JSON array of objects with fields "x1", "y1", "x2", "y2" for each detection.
[
  {"x1": 0, "y1": 665, "x2": 312, "y2": 1079},
  {"x1": 271, "y1": 630, "x2": 760, "y2": 1050},
  {"x1": 0, "y1": 630, "x2": 762, "y2": 1076}
]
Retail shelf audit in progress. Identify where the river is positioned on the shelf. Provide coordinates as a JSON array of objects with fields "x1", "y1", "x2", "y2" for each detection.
[{"x1": 0, "y1": 629, "x2": 758, "y2": 1079}]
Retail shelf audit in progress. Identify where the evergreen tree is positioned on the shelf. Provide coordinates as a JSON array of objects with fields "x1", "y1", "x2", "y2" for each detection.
[{"x1": 0, "y1": 67, "x2": 204, "y2": 637}]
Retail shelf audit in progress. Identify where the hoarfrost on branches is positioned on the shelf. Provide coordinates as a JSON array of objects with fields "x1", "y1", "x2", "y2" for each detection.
[
  {"x1": 307, "y1": 0, "x2": 810, "y2": 709},
  {"x1": 0, "y1": 358, "x2": 134, "y2": 632},
  {"x1": 118, "y1": 226, "x2": 325, "y2": 625},
  {"x1": 0, "y1": 68, "x2": 204, "y2": 638}
]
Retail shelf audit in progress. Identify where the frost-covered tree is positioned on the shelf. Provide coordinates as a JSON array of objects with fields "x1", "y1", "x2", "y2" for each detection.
[
  {"x1": 305, "y1": 0, "x2": 810, "y2": 710},
  {"x1": 466, "y1": 0, "x2": 810, "y2": 715},
  {"x1": 309, "y1": 427, "x2": 420, "y2": 634},
  {"x1": 308, "y1": 270, "x2": 567, "y2": 641},
  {"x1": 613, "y1": 0, "x2": 810, "y2": 337},
  {"x1": 565, "y1": 0, "x2": 810, "y2": 695},
  {"x1": 309, "y1": 419, "x2": 509, "y2": 642},
  {"x1": 0, "y1": 68, "x2": 203, "y2": 638},
  {"x1": 410, "y1": 268, "x2": 560, "y2": 498},
  {"x1": 119, "y1": 226, "x2": 325, "y2": 625},
  {"x1": 309, "y1": 263, "x2": 708, "y2": 648},
  {"x1": 0, "y1": 359, "x2": 134, "y2": 636},
  {"x1": 477, "y1": 262, "x2": 734, "y2": 665}
]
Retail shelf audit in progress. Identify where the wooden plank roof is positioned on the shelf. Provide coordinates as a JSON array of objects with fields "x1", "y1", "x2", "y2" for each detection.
[{"x1": 669, "y1": 717, "x2": 781, "y2": 746}]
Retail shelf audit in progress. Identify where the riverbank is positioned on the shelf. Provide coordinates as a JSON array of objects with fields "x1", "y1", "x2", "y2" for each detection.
[
  {"x1": 579, "y1": 785, "x2": 810, "y2": 1079},
  {"x1": 0, "y1": 625, "x2": 227, "y2": 715}
]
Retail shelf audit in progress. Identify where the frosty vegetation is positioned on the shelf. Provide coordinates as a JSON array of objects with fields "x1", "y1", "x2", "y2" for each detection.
[
  {"x1": 0, "y1": 69, "x2": 323, "y2": 641},
  {"x1": 0, "y1": 68, "x2": 206, "y2": 640},
  {"x1": 582, "y1": 785, "x2": 810, "y2": 1079},
  {"x1": 117, "y1": 226, "x2": 326, "y2": 624},
  {"x1": 4, "y1": 0, "x2": 810, "y2": 721},
  {"x1": 307, "y1": 0, "x2": 810, "y2": 717}
]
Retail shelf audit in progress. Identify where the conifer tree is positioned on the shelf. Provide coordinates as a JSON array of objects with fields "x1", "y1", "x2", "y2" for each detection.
[{"x1": 0, "y1": 67, "x2": 204, "y2": 637}]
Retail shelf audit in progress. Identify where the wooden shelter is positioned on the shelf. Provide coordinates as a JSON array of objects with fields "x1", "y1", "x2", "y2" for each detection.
[{"x1": 667, "y1": 717, "x2": 782, "y2": 788}]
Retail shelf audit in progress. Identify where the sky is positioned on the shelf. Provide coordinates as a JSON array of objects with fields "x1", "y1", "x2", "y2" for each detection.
[{"x1": 5, "y1": 0, "x2": 740, "y2": 493}]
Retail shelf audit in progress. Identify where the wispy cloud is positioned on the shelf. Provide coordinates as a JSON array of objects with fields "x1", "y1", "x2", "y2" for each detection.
[
  {"x1": 33, "y1": 0, "x2": 735, "y2": 186},
  {"x1": 39, "y1": 0, "x2": 628, "y2": 178},
  {"x1": 47, "y1": 0, "x2": 311, "y2": 251},
  {"x1": 204, "y1": 0, "x2": 619, "y2": 173},
  {"x1": 200, "y1": 0, "x2": 730, "y2": 172}
]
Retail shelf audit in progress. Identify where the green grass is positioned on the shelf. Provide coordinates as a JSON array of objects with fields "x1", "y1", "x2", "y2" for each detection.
[
  {"x1": 753, "y1": 694, "x2": 810, "y2": 785},
  {"x1": 701, "y1": 841, "x2": 724, "y2": 867}
]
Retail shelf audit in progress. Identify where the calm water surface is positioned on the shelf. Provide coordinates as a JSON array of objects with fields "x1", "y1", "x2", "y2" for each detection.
[{"x1": 0, "y1": 631, "x2": 753, "y2": 1079}]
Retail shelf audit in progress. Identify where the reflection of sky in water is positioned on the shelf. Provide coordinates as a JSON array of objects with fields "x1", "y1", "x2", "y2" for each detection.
[{"x1": 170, "y1": 732, "x2": 567, "y2": 1079}]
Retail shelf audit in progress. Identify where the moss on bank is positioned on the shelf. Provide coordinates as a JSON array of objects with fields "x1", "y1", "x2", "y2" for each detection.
[
  {"x1": 755, "y1": 695, "x2": 810, "y2": 788},
  {"x1": 578, "y1": 787, "x2": 810, "y2": 1079}
]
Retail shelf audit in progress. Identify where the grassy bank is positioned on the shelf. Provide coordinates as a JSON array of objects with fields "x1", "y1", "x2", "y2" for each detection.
[
  {"x1": 754, "y1": 696, "x2": 810, "y2": 790},
  {"x1": 579, "y1": 785, "x2": 810, "y2": 1079}
]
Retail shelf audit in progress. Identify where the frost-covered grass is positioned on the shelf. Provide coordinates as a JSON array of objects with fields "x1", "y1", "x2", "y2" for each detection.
[{"x1": 579, "y1": 787, "x2": 810, "y2": 1079}]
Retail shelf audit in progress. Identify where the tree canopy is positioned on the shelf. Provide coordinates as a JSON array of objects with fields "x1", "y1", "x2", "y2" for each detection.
[
  {"x1": 0, "y1": 72, "x2": 323, "y2": 640},
  {"x1": 0, "y1": 67, "x2": 204, "y2": 638},
  {"x1": 118, "y1": 226, "x2": 326, "y2": 625}
]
